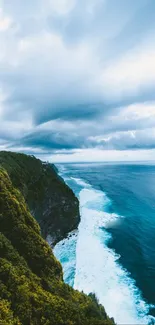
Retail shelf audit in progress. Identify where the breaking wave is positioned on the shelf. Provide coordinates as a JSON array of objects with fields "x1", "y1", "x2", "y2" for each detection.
[{"x1": 54, "y1": 174, "x2": 155, "y2": 324}]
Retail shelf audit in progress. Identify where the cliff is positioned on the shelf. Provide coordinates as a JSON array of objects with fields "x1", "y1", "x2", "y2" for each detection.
[
  {"x1": 0, "y1": 157, "x2": 114, "y2": 325},
  {"x1": 0, "y1": 151, "x2": 80, "y2": 245}
]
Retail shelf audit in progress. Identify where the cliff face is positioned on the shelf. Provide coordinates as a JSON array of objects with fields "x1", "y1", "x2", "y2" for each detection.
[
  {"x1": 0, "y1": 151, "x2": 80, "y2": 245},
  {"x1": 0, "y1": 163, "x2": 114, "y2": 325}
]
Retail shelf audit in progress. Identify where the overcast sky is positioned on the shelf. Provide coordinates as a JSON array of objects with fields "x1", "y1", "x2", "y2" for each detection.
[{"x1": 0, "y1": 0, "x2": 155, "y2": 162}]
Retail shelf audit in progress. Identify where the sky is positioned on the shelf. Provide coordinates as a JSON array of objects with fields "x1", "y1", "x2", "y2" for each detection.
[{"x1": 0, "y1": 0, "x2": 155, "y2": 162}]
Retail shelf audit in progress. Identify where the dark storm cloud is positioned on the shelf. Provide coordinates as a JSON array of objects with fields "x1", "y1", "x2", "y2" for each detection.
[{"x1": 20, "y1": 130, "x2": 83, "y2": 150}]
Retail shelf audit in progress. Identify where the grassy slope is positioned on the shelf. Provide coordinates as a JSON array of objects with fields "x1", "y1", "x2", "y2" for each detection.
[
  {"x1": 0, "y1": 151, "x2": 80, "y2": 244},
  {"x1": 0, "y1": 167, "x2": 114, "y2": 325}
]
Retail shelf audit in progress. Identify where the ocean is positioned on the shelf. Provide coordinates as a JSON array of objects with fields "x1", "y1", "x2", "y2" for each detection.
[{"x1": 53, "y1": 163, "x2": 155, "y2": 324}]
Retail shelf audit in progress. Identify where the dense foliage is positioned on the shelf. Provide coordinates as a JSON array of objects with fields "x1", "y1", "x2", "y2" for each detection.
[
  {"x1": 0, "y1": 151, "x2": 80, "y2": 244},
  {"x1": 0, "y1": 156, "x2": 115, "y2": 325}
]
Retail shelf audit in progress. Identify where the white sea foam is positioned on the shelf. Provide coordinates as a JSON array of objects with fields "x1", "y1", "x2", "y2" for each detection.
[
  {"x1": 54, "y1": 175, "x2": 155, "y2": 325},
  {"x1": 54, "y1": 231, "x2": 77, "y2": 286},
  {"x1": 70, "y1": 177, "x2": 91, "y2": 188},
  {"x1": 74, "y1": 186, "x2": 154, "y2": 324}
]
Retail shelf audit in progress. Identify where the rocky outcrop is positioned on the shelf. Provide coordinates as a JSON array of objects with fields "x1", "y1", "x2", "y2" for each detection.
[{"x1": 0, "y1": 151, "x2": 80, "y2": 245}]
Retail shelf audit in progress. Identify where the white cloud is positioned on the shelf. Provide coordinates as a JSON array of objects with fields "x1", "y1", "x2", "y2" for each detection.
[
  {"x1": 49, "y1": 0, "x2": 76, "y2": 15},
  {"x1": 102, "y1": 38, "x2": 155, "y2": 99},
  {"x1": 112, "y1": 102, "x2": 155, "y2": 127},
  {"x1": 45, "y1": 148, "x2": 155, "y2": 163},
  {"x1": 117, "y1": 102, "x2": 155, "y2": 120},
  {"x1": 1, "y1": 29, "x2": 105, "y2": 119},
  {"x1": 0, "y1": 8, "x2": 12, "y2": 31}
]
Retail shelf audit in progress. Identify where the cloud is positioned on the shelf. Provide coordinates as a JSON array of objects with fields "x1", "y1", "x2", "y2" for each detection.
[
  {"x1": 90, "y1": 129, "x2": 155, "y2": 151},
  {"x1": 3, "y1": 101, "x2": 154, "y2": 157},
  {"x1": 0, "y1": 0, "x2": 155, "y2": 161},
  {"x1": 0, "y1": 8, "x2": 12, "y2": 31},
  {"x1": 102, "y1": 38, "x2": 155, "y2": 101},
  {"x1": 39, "y1": 148, "x2": 155, "y2": 163},
  {"x1": 1, "y1": 30, "x2": 107, "y2": 125},
  {"x1": 49, "y1": 0, "x2": 76, "y2": 15}
]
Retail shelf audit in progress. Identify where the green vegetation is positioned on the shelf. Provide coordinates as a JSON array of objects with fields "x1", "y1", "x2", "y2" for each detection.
[
  {"x1": 0, "y1": 151, "x2": 80, "y2": 244},
  {"x1": 0, "y1": 162, "x2": 114, "y2": 325}
]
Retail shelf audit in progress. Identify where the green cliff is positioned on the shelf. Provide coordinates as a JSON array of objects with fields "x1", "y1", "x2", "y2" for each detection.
[
  {"x1": 0, "y1": 151, "x2": 80, "y2": 245},
  {"x1": 0, "y1": 153, "x2": 115, "y2": 325}
]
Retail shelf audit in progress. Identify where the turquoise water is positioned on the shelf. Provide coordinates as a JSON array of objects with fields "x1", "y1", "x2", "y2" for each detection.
[{"x1": 54, "y1": 163, "x2": 155, "y2": 324}]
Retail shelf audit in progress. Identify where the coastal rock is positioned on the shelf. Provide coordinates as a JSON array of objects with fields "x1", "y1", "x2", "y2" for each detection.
[{"x1": 0, "y1": 151, "x2": 80, "y2": 244}]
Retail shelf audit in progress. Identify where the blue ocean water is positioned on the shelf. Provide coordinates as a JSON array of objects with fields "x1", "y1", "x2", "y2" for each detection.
[{"x1": 53, "y1": 163, "x2": 155, "y2": 324}]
